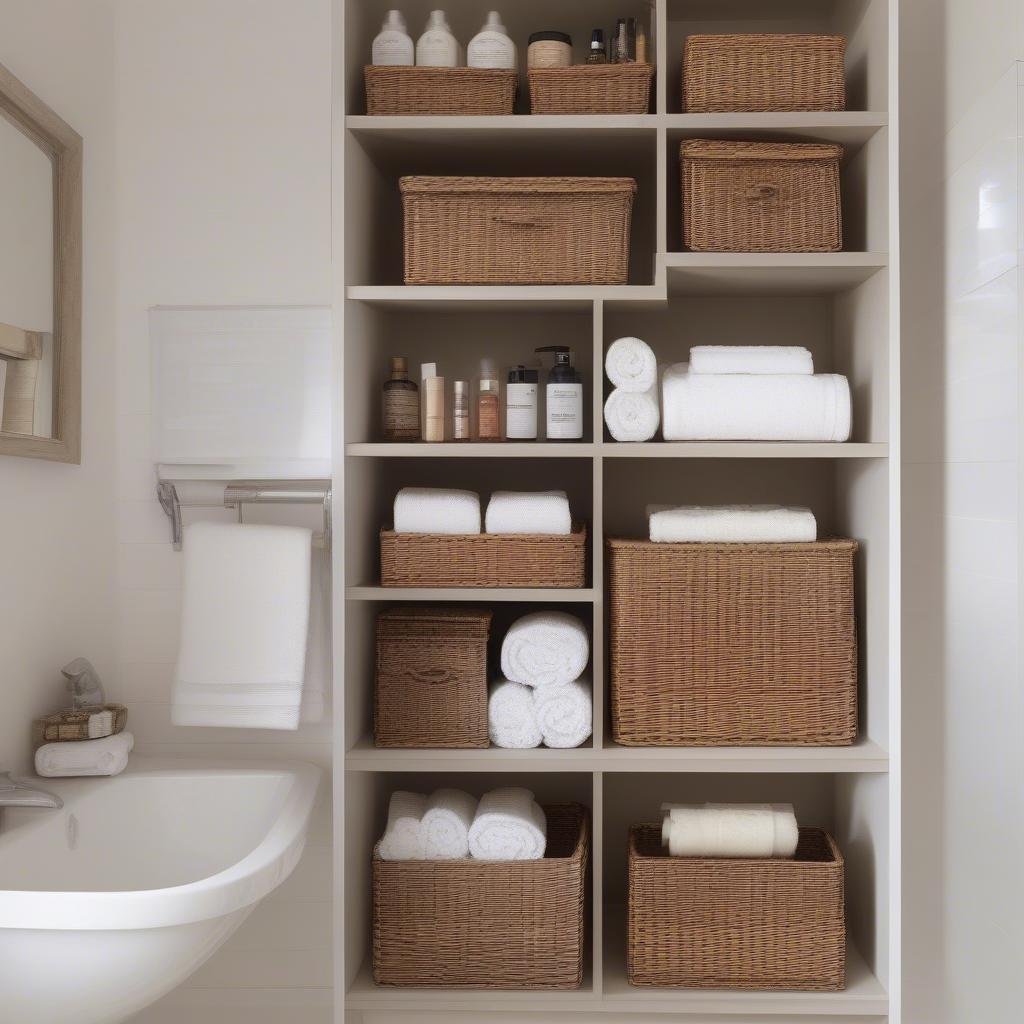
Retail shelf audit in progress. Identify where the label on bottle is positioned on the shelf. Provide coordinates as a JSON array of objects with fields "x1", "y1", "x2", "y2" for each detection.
[
  {"x1": 506, "y1": 384, "x2": 537, "y2": 439},
  {"x1": 417, "y1": 32, "x2": 458, "y2": 67},
  {"x1": 468, "y1": 35, "x2": 516, "y2": 69},
  {"x1": 373, "y1": 34, "x2": 414, "y2": 65},
  {"x1": 546, "y1": 383, "x2": 583, "y2": 440},
  {"x1": 383, "y1": 389, "x2": 420, "y2": 441}
]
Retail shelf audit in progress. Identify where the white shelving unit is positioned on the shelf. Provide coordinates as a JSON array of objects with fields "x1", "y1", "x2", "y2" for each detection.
[{"x1": 333, "y1": 1, "x2": 900, "y2": 1021}]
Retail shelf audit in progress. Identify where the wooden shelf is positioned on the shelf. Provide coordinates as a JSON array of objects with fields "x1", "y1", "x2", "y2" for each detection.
[
  {"x1": 346, "y1": 284, "x2": 663, "y2": 310},
  {"x1": 600, "y1": 442, "x2": 888, "y2": 458},
  {"x1": 347, "y1": 442, "x2": 596, "y2": 458},
  {"x1": 664, "y1": 252, "x2": 888, "y2": 295},
  {"x1": 346, "y1": 586, "x2": 597, "y2": 603}
]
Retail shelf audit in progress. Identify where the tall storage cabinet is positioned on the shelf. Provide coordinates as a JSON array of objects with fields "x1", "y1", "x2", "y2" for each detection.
[{"x1": 333, "y1": 1, "x2": 900, "y2": 1021}]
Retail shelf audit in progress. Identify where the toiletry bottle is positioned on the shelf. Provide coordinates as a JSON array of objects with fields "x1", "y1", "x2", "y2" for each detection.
[
  {"x1": 506, "y1": 366, "x2": 539, "y2": 440},
  {"x1": 477, "y1": 359, "x2": 501, "y2": 441},
  {"x1": 421, "y1": 362, "x2": 446, "y2": 442},
  {"x1": 416, "y1": 10, "x2": 459, "y2": 67},
  {"x1": 536, "y1": 346, "x2": 583, "y2": 440},
  {"x1": 382, "y1": 356, "x2": 420, "y2": 441},
  {"x1": 452, "y1": 380, "x2": 471, "y2": 440},
  {"x1": 586, "y1": 29, "x2": 608, "y2": 64},
  {"x1": 611, "y1": 18, "x2": 636, "y2": 63},
  {"x1": 527, "y1": 31, "x2": 573, "y2": 69},
  {"x1": 636, "y1": 19, "x2": 648, "y2": 63},
  {"x1": 468, "y1": 11, "x2": 517, "y2": 69},
  {"x1": 372, "y1": 10, "x2": 415, "y2": 66}
]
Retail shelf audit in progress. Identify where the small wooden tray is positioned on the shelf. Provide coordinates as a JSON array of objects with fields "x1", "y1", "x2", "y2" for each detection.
[{"x1": 33, "y1": 704, "x2": 128, "y2": 743}]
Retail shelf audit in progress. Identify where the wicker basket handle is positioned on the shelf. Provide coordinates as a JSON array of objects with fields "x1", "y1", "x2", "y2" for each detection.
[
  {"x1": 403, "y1": 667, "x2": 454, "y2": 686},
  {"x1": 491, "y1": 214, "x2": 549, "y2": 229},
  {"x1": 742, "y1": 183, "x2": 780, "y2": 201}
]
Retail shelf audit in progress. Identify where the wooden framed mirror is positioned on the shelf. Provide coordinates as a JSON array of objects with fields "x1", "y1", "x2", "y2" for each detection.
[{"x1": 0, "y1": 61, "x2": 82, "y2": 463}]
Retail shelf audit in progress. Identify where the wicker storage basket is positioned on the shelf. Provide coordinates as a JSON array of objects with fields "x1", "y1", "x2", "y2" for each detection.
[
  {"x1": 528, "y1": 64, "x2": 654, "y2": 114},
  {"x1": 373, "y1": 803, "x2": 589, "y2": 989},
  {"x1": 628, "y1": 824, "x2": 845, "y2": 990},
  {"x1": 32, "y1": 703, "x2": 128, "y2": 744},
  {"x1": 380, "y1": 525, "x2": 587, "y2": 588},
  {"x1": 683, "y1": 34, "x2": 846, "y2": 112},
  {"x1": 681, "y1": 139, "x2": 843, "y2": 253},
  {"x1": 365, "y1": 66, "x2": 517, "y2": 116},
  {"x1": 374, "y1": 606, "x2": 492, "y2": 748},
  {"x1": 608, "y1": 539, "x2": 858, "y2": 746},
  {"x1": 401, "y1": 176, "x2": 636, "y2": 285}
]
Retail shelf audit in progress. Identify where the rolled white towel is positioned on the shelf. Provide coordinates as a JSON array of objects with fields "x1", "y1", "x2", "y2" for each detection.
[
  {"x1": 468, "y1": 787, "x2": 547, "y2": 861},
  {"x1": 393, "y1": 487, "x2": 481, "y2": 535},
  {"x1": 501, "y1": 611, "x2": 589, "y2": 689},
  {"x1": 377, "y1": 790, "x2": 427, "y2": 861},
  {"x1": 34, "y1": 732, "x2": 134, "y2": 778},
  {"x1": 661, "y1": 802, "x2": 799, "y2": 858},
  {"x1": 484, "y1": 490, "x2": 571, "y2": 536},
  {"x1": 533, "y1": 679, "x2": 592, "y2": 748},
  {"x1": 605, "y1": 336, "x2": 658, "y2": 392},
  {"x1": 648, "y1": 505, "x2": 817, "y2": 543},
  {"x1": 689, "y1": 345, "x2": 813, "y2": 376},
  {"x1": 604, "y1": 385, "x2": 660, "y2": 442},
  {"x1": 422, "y1": 788, "x2": 478, "y2": 859},
  {"x1": 488, "y1": 679, "x2": 543, "y2": 749}
]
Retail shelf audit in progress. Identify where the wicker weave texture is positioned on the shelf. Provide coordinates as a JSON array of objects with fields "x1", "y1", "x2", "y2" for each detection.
[
  {"x1": 528, "y1": 64, "x2": 654, "y2": 114},
  {"x1": 628, "y1": 825, "x2": 846, "y2": 990},
  {"x1": 401, "y1": 177, "x2": 636, "y2": 285},
  {"x1": 365, "y1": 66, "x2": 517, "y2": 116},
  {"x1": 608, "y1": 539, "x2": 858, "y2": 746},
  {"x1": 683, "y1": 34, "x2": 846, "y2": 112},
  {"x1": 380, "y1": 525, "x2": 587, "y2": 588},
  {"x1": 681, "y1": 139, "x2": 843, "y2": 253},
  {"x1": 373, "y1": 803, "x2": 589, "y2": 989},
  {"x1": 374, "y1": 607, "x2": 492, "y2": 748}
]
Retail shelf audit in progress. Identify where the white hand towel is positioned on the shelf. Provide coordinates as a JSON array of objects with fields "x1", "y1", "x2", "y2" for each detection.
[
  {"x1": 172, "y1": 522, "x2": 312, "y2": 730},
  {"x1": 604, "y1": 385, "x2": 659, "y2": 442},
  {"x1": 468, "y1": 787, "x2": 547, "y2": 861},
  {"x1": 300, "y1": 547, "x2": 331, "y2": 723},
  {"x1": 501, "y1": 611, "x2": 589, "y2": 688},
  {"x1": 661, "y1": 364, "x2": 851, "y2": 442},
  {"x1": 35, "y1": 732, "x2": 134, "y2": 778},
  {"x1": 488, "y1": 679, "x2": 543, "y2": 749},
  {"x1": 689, "y1": 345, "x2": 814, "y2": 376},
  {"x1": 661, "y1": 803, "x2": 799, "y2": 858},
  {"x1": 378, "y1": 790, "x2": 427, "y2": 861},
  {"x1": 605, "y1": 336, "x2": 658, "y2": 392},
  {"x1": 422, "y1": 788, "x2": 478, "y2": 859},
  {"x1": 393, "y1": 487, "x2": 481, "y2": 535},
  {"x1": 648, "y1": 505, "x2": 817, "y2": 543},
  {"x1": 533, "y1": 679, "x2": 592, "y2": 748},
  {"x1": 484, "y1": 490, "x2": 571, "y2": 536}
]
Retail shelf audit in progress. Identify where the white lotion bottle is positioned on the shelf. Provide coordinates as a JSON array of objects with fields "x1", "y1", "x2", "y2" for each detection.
[
  {"x1": 372, "y1": 10, "x2": 414, "y2": 66},
  {"x1": 416, "y1": 10, "x2": 459, "y2": 67},
  {"x1": 467, "y1": 11, "x2": 517, "y2": 69},
  {"x1": 506, "y1": 366, "x2": 539, "y2": 440}
]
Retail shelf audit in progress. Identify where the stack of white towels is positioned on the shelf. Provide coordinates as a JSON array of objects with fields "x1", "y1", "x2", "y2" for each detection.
[
  {"x1": 378, "y1": 786, "x2": 546, "y2": 862},
  {"x1": 647, "y1": 504, "x2": 818, "y2": 543},
  {"x1": 488, "y1": 612, "x2": 592, "y2": 749},
  {"x1": 603, "y1": 337, "x2": 661, "y2": 443},
  {"x1": 35, "y1": 732, "x2": 135, "y2": 778},
  {"x1": 393, "y1": 488, "x2": 572, "y2": 536},
  {"x1": 661, "y1": 802, "x2": 800, "y2": 859}
]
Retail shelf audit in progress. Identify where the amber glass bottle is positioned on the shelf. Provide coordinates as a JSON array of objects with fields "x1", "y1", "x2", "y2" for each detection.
[{"x1": 381, "y1": 356, "x2": 420, "y2": 441}]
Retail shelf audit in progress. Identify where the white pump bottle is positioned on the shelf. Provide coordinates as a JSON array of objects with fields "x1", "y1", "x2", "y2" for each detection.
[{"x1": 372, "y1": 10, "x2": 414, "y2": 66}]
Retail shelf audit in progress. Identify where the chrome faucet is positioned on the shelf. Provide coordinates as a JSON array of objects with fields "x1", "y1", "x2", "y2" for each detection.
[{"x1": 0, "y1": 771, "x2": 63, "y2": 809}]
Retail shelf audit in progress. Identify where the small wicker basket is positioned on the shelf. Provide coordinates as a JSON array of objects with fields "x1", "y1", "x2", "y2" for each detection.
[
  {"x1": 528, "y1": 64, "x2": 654, "y2": 114},
  {"x1": 364, "y1": 66, "x2": 517, "y2": 116}
]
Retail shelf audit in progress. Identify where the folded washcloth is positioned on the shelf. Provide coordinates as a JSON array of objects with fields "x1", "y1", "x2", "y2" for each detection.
[
  {"x1": 393, "y1": 487, "x2": 481, "y2": 535},
  {"x1": 488, "y1": 679, "x2": 543, "y2": 749},
  {"x1": 484, "y1": 490, "x2": 571, "y2": 536},
  {"x1": 34, "y1": 732, "x2": 134, "y2": 778},
  {"x1": 533, "y1": 679, "x2": 592, "y2": 748},
  {"x1": 468, "y1": 787, "x2": 547, "y2": 861},
  {"x1": 300, "y1": 546, "x2": 331, "y2": 723},
  {"x1": 660, "y1": 803, "x2": 799, "y2": 858},
  {"x1": 647, "y1": 504, "x2": 817, "y2": 543},
  {"x1": 605, "y1": 336, "x2": 658, "y2": 392},
  {"x1": 689, "y1": 345, "x2": 814, "y2": 376},
  {"x1": 501, "y1": 611, "x2": 589, "y2": 688},
  {"x1": 604, "y1": 385, "x2": 660, "y2": 442},
  {"x1": 422, "y1": 788, "x2": 478, "y2": 859},
  {"x1": 661, "y1": 364, "x2": 851, "y2": 442},
  {"x1": 172, "y1": 522, "x2": 312, "y2": 730},
  {"x1": 378, "y1": 790, "x2": 427, "y2": 861}
]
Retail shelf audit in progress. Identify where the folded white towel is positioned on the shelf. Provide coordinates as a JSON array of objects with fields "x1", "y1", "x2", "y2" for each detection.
[
  {"x1": 604, "y1": 385, "x2": 660, "y2": 442},
  {"x1": 689, "y1": 345, "x2": 814, "y2": 376},
  {"x1": 172, "y1": 522, "x2": 312, "y2": 730},
  {"x1": 533, "y1": 679, "x2": 592, "y2": 748},
  {"x1": 422, "y1": 788, "x2": 478, "y2": 859},
  {"x1": 488, "y1": 679, "x2": 543, "y2": 749},
  {"x1": 468, "y1": 787, "x2": 547, "y2": 861},
  {"x1": 378, "y1": 790, "x2": 427, "y2": 861},
  {"x1": 484, "y1": 490, "x2": 571, "y2": 536},
  {"x1": 661, "y1": 364, "x2": 851, "y2": 442},
  {"x1": 35, "y1": 732, "x2": 134, "y2": 778},
  {"x1": 501, "y1": 611, "x2": 589, "y2": 689},
  {"x1": 605, "y1": 336, "x2": 658, "y2": 392},
  {"x1": 660, "y1": 803, "x2": 799, "y2": 858},
  {"x1": 647, "y1": 504, "x2": 817, "y2": 543},
  {"x1": 300, "y1": 547, "x2": 331, "y2": 723},
  {"x1": 393, "y1": 487, "x2": 481, "y2": 535}
]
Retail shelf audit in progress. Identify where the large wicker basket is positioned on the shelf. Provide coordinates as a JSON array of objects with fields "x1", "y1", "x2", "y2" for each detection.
[
  {"x1": 683, "y1": 34, "x2": 846, "y2": 112},
  {"x1": 608, "y1": 539, "x2": 858, "y2": 746},
  {"x1": 528, "y1": 64, "x2": 654, "y2": 114},
  {"x1": 373, "y1": 803, "x2": 589, "y2": 989},
  {"x1": 628, "y1": 824, "x2": 845, "y2": 990},
  {"x1": 401, "y1": 176, "x2": 636, "y2": 285},
  {"x1": 380, "y1": 525, "x2": 587, "y2": 588},
  {"x1": 681, "y1": 140, "x2": 843, "y2": 253},
  {"x1": 365, "y1": 66, "x2": 517, "y2": 116}
]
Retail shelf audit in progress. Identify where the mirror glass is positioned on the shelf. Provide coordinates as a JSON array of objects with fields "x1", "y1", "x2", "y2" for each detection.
[{"x1": 0, "y1": 108, "x2": 54, "y2": 439}]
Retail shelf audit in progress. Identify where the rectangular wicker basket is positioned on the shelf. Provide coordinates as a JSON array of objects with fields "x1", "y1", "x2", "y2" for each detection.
[
  {"x1": 380, "y1": 524, "x2": 587, "y2": 588},
  {"x1": 528, "y1": 64, "x2": 654, "y2": 114},
  {"x1": 683, "y1": 34, "x2": 846, "y2": 112},
  {"x1": 401, "y1": 176, "x2": 636, "y2": 285},
  {"x1": 608, "y1": 539, "x2": 858, "y2": 746},
  {"x1": 365, "y1": 66, "x2": 517, "y2": 116},
  {"x1": 628, "y1": 824, "x2": 845, "y2": 990},
  {"x1": 374, "y1": 606, "x2": 492, "y2": 748},
  {"x1": 373, "y1": 803, "x2": 589, "y2": 989}
]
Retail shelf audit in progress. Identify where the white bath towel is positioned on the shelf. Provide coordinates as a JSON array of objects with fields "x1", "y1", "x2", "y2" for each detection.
[
  {"x1": 604, "y1": 385, "x2": 660, "y2": 442},
  {"x1": 468, "y1": 787, "x2": 547, "y2": 861},
  {"x1": 501, "y1": 611, "x2": 590, "y2": 689},
  {"x1": 484, "y1": 490, "x2": 571, "y2": 536},
  {"x1": 533, "y1": 679, "x2": 592, "y2": 748},
  {"x1": 35, "y1": 732, "x2": 134, "y2": 778},
  {"x1": 661, "y1": 803, "x2": 799, "y2": 858},
  {"x1": 488, "y1": 679, "x2": 543, "y2": 749},
  {"x1": 689, "y1": 345, "x2": 814, "y2": 376},
  {"x1": 648, "y1": 505, "x2": 817, "y2": 543},
  {"x1": 661, "y1": 364, "x2": 851, "y2": 442},
  {"x1": 172, "y1": 522, "x2": 312, "y2": 730},
  {"x1": 393, "y1": 487, "x2": 481, "y2": 535},
  {"x1": 378, "y1": 790, "x2": 427, "y2": 861},
  {"x1": 605, "y1": 336, "x2": 658, "y2": 392},
  {"x1": 300, "y1": 547, "x2": 331, "y2": 723},
  {"x1": 422, "y1": 788, "x2": 478, "y2": 859}
]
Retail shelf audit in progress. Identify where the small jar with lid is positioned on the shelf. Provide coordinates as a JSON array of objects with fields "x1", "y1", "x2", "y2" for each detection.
[{"x1": 527, "y1": 31, "x2": 572, "y2": 69}]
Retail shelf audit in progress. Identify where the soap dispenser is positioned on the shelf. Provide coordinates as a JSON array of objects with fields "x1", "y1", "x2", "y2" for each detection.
[
  {"x1": 416, "y1": 10, "x2": 459, "y2": 67},
  {"x1": 372, "y1": 10, "x2": 415, "y2": 66},
  {"x1": 536, "y1": 346, "x2": 583, "y2": 440},
  {"x1": 468, "y1": 11, "x2": 517, "y2": 69}
]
